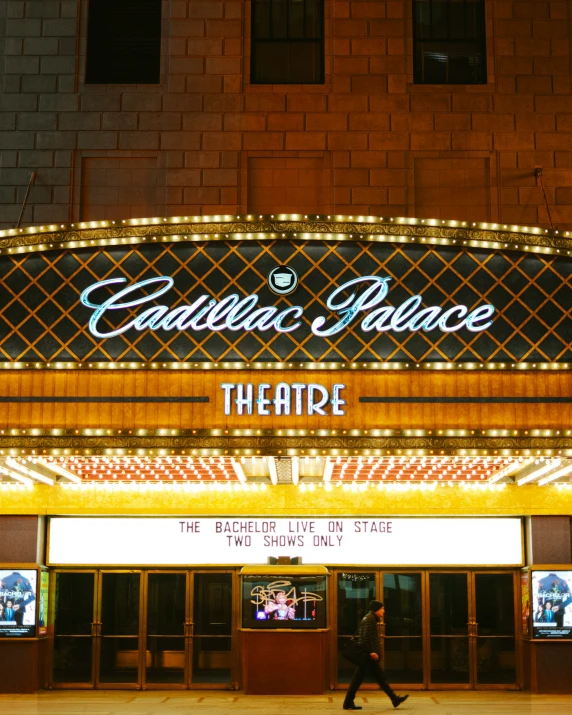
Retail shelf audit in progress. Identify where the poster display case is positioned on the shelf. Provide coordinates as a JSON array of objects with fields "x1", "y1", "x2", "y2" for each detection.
[
  {"x1": 530, "y1": 567, "x2": 572, "y2": 640},
  {"x1": 242, "y1": 569, "x2": 327, "y2": 629},
  {"x1": 0, "y1": 568, "x2": 49, "y2": 639}
]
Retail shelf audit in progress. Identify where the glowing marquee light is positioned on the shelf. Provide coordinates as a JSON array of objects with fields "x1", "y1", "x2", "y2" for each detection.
[{"x1": 80, "y1": 275, "x2": 495, "y2": 340}]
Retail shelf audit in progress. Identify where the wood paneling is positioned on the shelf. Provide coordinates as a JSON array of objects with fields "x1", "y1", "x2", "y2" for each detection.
[
  {"x1": 0, "y1": 370, "x2": 571, "y2": 432},
  {"x1": 240, "y1": 630, "x2": 328, "y2": 694}
]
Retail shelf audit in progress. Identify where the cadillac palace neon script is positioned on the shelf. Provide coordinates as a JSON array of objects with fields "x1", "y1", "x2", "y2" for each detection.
[{"x1": 80, "y1": 276, "x2": 495, "y2": 339}]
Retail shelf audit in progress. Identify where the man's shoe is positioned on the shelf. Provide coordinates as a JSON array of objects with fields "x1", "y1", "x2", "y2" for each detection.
[
  {"x1": 343, "y1": 705, "x2": 362, "y2": 711},
  {"x1": 393, "y1": 694, "x2": 409, "y2": 708}
]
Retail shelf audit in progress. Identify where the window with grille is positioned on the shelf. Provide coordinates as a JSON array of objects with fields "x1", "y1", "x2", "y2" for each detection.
[
  {"x1": 85, "y1": 0, "x2": 162, "y2": 84},
  {"x1": 251, "y1": 0, "x2": 324, "y2": 84},
  {"x1": 413, "y1": 0, "x2": 486, "y2": 84}
]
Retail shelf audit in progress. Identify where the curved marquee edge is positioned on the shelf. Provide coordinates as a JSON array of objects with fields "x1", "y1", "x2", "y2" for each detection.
[{"x1": 1, "y1": 214, "x2": 572, "y2": 257}]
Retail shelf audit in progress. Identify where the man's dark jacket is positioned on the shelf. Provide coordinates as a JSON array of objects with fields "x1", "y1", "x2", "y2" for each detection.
[{"x1": 357, "y1": 612, "x2": 381, "y2": 656}]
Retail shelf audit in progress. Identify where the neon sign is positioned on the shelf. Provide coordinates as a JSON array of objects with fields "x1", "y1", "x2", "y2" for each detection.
[
  {"x1": 80, "y1": 276, "x2": 495, "y2": 340},
  {"x1": 220, "y1": 382, "x2": 346, "y2": 416}
]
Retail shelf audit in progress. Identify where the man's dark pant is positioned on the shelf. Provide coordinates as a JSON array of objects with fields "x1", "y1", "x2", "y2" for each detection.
[{"x1": 343, "y1": 658, "x2": 396, "y2": 706}]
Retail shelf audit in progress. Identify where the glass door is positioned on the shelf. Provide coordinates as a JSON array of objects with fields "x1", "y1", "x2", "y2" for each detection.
[
  {"x1": 335, "y1": 571, "x2": 377, "y2": 686},
  {"x1": 382, "y1": 572, "x2": 425, "y2": 686},
  {"x1": 190, "y1": 571, "x2": 235, "y2": 688},
  {"x1": 52, "y1": 571, "x2": 97, "y2": 688},
  {"x1": 472, "y1": 572, "x2": 518, "y2": 688},
  {"x1": 97, "y1": 571, "x2": 142, "y2": 688},
  {"x1": 144, "y1": 571, "x2": 188, "y2": 688},
  {"x1": 428, "y1": 572, "x2": 471, "y2": 688}
]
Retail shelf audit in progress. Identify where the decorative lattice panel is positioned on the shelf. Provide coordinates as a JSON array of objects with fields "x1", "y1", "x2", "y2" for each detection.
[{"x1": 0, "y1": 239, "x2": 570, "y2": 363}]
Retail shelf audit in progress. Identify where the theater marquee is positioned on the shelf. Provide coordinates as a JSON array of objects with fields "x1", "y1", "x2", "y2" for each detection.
[
  {"x1": 48, "y1": 517, "x2": 524, "y2": 567},
  {"x1": 0, "y1": 215, "x2": 570, "y2": 365}
]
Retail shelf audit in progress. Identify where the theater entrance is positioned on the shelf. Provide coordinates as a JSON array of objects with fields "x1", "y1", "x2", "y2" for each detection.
[
  {"x1": 51, "y1": 570, "x2": 238, "y2": 689},
  {"x1": 335, "y1": 570, "x2": 520, "y2": 691},
  {"x1": 50, "y1": 566, "x2": 521, "y2": 691}
]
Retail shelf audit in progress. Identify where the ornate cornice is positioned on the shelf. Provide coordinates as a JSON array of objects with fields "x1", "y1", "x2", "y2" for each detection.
[
  {"x1": 2, "y1": 214, "x2": 571, "y2": 256},
  {"x1": 1, "y1": 433, "x2": 571, "y2": 456}
]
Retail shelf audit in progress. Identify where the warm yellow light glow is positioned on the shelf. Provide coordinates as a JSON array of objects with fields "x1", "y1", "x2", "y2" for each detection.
[
  {"x1": 6, "y1": 457, "x2": 54, "y2": 485},
  {"x1": 517, "y1": 459, "x2": 561, "y2": 486},
  {"x1": 537, "y1": 461, "x2": 572, "y2": 486}
]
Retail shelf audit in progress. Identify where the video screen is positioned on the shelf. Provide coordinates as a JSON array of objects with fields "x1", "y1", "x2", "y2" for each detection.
[
  {"x1": 532, "y1": 570, "x2": 572, "y2": 639},
  {"x1": 0, "y1": 570, "x2": 37, "y2": 638},
  {"x1": 242, "y1": 575, "x2": 327, "y2": 629}
]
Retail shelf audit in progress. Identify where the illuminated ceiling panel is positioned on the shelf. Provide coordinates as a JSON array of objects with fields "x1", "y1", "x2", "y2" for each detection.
[
  {"x1": 0, "y1": 455, "x2": 569, "y2": 487},
  {"x1": 0, "y1": 456, "x2": 241, "y2": 484},
  {"x1": 328, "y1": 456, "x2": 516, "y2": 483}
]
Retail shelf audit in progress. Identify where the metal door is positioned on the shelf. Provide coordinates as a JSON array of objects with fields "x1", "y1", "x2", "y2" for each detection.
[
  {"x1": 471, "y1": 571, "x2": 519, "y2": 690},
  {"x1": 143, "y1": 571, "x2": 189, "y2": 689},
  {"x1": 51, "y1": 570, "x2": 97, "y2": 688},
  {"x1": 189, "y1": 570, "x2": 237, "y2": 689},
  {"x1": 427, "y1": 571, "x2": 472, "y2": 689},
  {"x1": 380, "y1": 571, "x2": 426, "y2": 689},
  {"x1": 96, "y1": 570, "x2": 143, "y2": 689}
]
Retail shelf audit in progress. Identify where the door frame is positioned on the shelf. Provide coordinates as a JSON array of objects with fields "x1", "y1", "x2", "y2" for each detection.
[
  {"x1": 380, "y1": 569, "x2": 427, "y2": 691},
  {"x1": 142, "y1": 570, "x2": 189, "y2": 690},
  {"x1": 329, "y1": 568, "x2": 379, "y2": 690},
  {"x1": 49, "y1": 569, "x2": 98, "y2": 690},
  {"x1": 188, "y1": 569, "x2": 239, "y2": 690},
  {"x1": 331, "y1": 568, "x2": 521, "y2": 693},
  {"x1": 471, "y1": 569, "x2": 521, "y2": 691},
  {"x1": 50, "y1": 567, "x2": 239, "y2": 691},
  {"x1": 426, "y1": 569, "x2": 474, "y2": 691},
  {"x1": 96, "y1": 569, "x2": 143, "y2": 690}
]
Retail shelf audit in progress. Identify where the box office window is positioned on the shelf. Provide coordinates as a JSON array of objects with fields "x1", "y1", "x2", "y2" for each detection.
[
  {"x1": 85, "y1": 0, "x2": 162, "y2": 84},
  {"x1": 413, "y1": 0, "x2": 486, "y2": 84},
  {"x1": 251, "y1": 0, "x2": 324, "y2": 84}
]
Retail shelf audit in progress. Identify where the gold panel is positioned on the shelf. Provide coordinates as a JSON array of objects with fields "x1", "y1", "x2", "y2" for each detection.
[{"x1": 1, "y1": 483, "x2": 572, "y2": 517}]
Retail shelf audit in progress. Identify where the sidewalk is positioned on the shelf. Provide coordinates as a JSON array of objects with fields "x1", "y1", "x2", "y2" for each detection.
[{"x1": 0, "y1": 691, "x2": 571, "y2": 715}]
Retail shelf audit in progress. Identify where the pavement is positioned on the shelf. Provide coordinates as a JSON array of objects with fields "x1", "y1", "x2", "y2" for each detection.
[{"x1": 0, "y1": 691, "x2": 571, "y2": 715}]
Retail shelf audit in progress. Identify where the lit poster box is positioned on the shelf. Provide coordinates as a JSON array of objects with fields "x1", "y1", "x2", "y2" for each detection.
[
  {"x1": 531, "y1": 570, "x2": 572, "y2": 640},
  {"x1": 241, "y1": 566, "x2": 328, "y2": 630},
  {"x1": 0, "y1": 569, "x2": 49, "y2": 639}
]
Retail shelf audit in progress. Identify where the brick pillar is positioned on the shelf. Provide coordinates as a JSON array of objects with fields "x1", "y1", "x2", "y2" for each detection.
[
  {"x1": 0, "y1": 516, "x2": 47, "y2": 693},
  {"x1": 526, "y1": 516, "x2": 572, "y2": 694}
]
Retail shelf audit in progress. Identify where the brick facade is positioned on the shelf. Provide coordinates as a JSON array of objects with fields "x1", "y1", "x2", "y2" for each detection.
[{"x1": 1, "y1": 0, "x2": 572, "y2": 228}]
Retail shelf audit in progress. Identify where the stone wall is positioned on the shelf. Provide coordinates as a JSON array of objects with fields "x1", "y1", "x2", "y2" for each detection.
[{"x1": 1, "y1": 0, "x2": 572, "y2": 228}]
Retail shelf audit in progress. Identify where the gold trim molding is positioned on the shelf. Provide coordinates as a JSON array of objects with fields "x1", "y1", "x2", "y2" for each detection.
[
  {"x1": 2, "y1": 214, "x2": 572, "y2": 256},
  {"x1": 1, "y1": 433, "x2": 571, "y2": 457}
]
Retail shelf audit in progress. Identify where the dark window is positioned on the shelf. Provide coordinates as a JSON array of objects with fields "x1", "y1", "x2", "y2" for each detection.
[
  {"x1": 413, "y1": 0, "x2": 486, "y2": 84},
  {"x1": 251, "y1": 0, "x2": 324, "y2": 84},
  {"x1": 85, "y1": 0, "x2": 162, "y2": 84}
]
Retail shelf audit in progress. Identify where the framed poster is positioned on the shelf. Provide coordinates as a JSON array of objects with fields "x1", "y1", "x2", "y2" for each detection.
[
  {"x1": 521, "y1": 571, "x2": 530, "y2": 638},
  {"x1": 0, "y1": 570, "x2": 37, "y2": 637},
  {"x1": 532, "y1": 570, "x2": 572, "y2": 639},
  {"x1": 38, "y1": 570, "x2": 49, "y2": 637}
]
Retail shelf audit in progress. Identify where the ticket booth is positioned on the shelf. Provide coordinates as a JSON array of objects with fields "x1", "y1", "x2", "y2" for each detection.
[{"x1": 239, "y1": 565, "x2": 330, "y2": 695}]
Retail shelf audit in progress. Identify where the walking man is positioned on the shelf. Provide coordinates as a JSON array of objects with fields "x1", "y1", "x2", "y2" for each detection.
[{"x1": 343, "y1": 600, "x2": 409, "y2": 710}]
